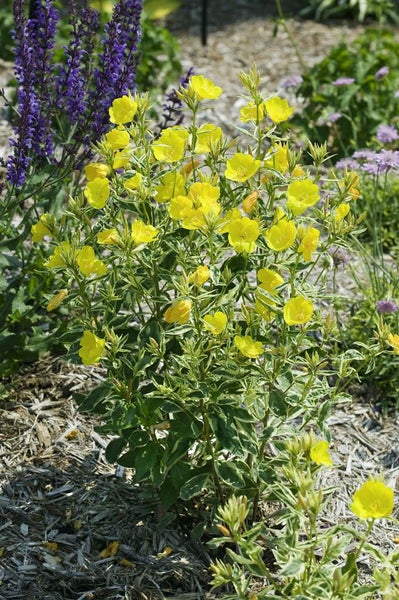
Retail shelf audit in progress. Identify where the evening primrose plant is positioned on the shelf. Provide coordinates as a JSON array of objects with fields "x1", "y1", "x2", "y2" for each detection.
[
  {"x1": 35, "y1": 68, "x2": 358, "y2": 515},
  {"x1": 209, "y1": 443, "x2": 397, "y2": 599}
]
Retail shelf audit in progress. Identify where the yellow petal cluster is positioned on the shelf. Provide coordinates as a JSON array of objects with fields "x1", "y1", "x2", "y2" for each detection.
[
  {"x1": 225, "y1": 153, "x2": 261, "y2": 182},
  {"x1": 164, "y1": 299, "x2": 192, "y2": 324},
  {"x1": 287, "y1": 179, "x2": 320, "y2": 216},
  {"x1": 234, "y1": 335, "x2": 264, "y2": 358},
  {"x1": 76, "y1": 246, "x2": 107, "y2": 277},
  {"x1": 203, "y1": 312, "x2": 227, "y2": 335},
  {"x1": 188, "y1": 265, "x2": 210, "y2": 286},
  {"x1": 264, "y1": 96, "x2": 294, "y2": 123},
  {"x1": 310, "y1": 441, "x2": 333, "y2": 466},
  {"x1": 188, "y1": 75, "x2": 223, "y2": 101},
  {"x1": 228, "y1": 217, "x2": 260, "y2": 254},
  {"x1": 79, "y1": 331, "x2": 106, "y2": 365},
  {"x1": 84, "y1": 177, "x2": 110, "y2": 209},
  {"x1": 283, "y1": 296, "x2": 313, "y2": 326},
  {"x1": 109, "y1": 95, "x2": 137, "y2": 125},
  {"x1": 350, "y1": 480, "x2": 394, "y2": 519},
  {"x1": 131, "y1": 220, "x2": 158, "y2": 245}
]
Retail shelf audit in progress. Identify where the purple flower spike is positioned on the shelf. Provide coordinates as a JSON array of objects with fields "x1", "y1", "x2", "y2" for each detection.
[
  {"x1": 376, "y1": 124, "x2": 399, "y2": 145},
  {"x1": 375, "y1": 66, "x2": 389, "y2": 81},
  {"x1": 332, "y1": 77, "x2": 355, "y2": 86},
  {"x1": 328, "y1": 112, "x2": 342, "y2": 123},
  {"x1": 376, "y1": 300, "x2": 399, "y2": 314}
]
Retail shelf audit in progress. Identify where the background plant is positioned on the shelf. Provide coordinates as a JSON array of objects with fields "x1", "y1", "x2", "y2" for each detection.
[
  {"x1": 290, "y1": 28, "x2": 399, "y2": 162},
  {"x1": 300, "y1": 0, "x2": 399, "y2": 22}
]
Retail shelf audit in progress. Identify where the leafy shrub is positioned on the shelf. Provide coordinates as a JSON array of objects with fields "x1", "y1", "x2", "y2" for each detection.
[
  {"x1": 291, "y1": 28, "x2": 399, "y2": 161},
  {"x1": 33, "y1": 67, "x2": 365, "y2": 516},
  {"x1": 301, "y1": 0, "x2": 399, "y2": 22}
]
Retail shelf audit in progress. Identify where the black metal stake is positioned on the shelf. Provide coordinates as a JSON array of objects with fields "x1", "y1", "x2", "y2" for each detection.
[{"x1": 201, "y1": 0, "x2": 208, "y2": 46}]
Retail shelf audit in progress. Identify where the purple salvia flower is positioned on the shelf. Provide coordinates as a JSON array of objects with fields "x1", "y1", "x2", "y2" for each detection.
[
  {"x1": 155, "y1": 67, "x2": 194, "y2": 136},
  {"x1": 7, "y1": 0, "x2": 40, "y2": 186},
  {"x1": 332, "y1": 77, "x2": 355, "y2": 86},
  {"x1": 376, "y1": 300, "x2": 398, "y2": 314},
  {"x1": 55, "y1": 7, "x2": 100, "y2": 124},
  {"x1": 375, "y1": 66, "x2": 389, "y2": 80},
  {"x1": 91, "y1": 0, "x2": 143, "y2": 137},
  {"x1": 376, "y1": 124, "x2": 399, "y2": 145},
  {"x1": 28, "y1": 0, "x2": 59, "y2": 157}
]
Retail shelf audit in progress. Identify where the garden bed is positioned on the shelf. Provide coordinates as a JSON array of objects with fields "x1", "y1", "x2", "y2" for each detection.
[{"x1": 1, "y1": 2, "x2": 399, "y2": 599}]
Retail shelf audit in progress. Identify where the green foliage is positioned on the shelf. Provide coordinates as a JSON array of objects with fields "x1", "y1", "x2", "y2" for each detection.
[
  {"x1": 291, "y1": 29, "x2": 399, "y2": 161},
  {"x1": 136, "y1": 13, "x2": 181, "y2": 98},
  {"x1": 300, "y1": 0, "x2": 399, "y2": 23}
]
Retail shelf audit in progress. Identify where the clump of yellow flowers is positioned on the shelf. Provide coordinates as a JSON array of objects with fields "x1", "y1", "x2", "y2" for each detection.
[{"x1": 33, "y1": 67, "x2": 364, "y2": 518}]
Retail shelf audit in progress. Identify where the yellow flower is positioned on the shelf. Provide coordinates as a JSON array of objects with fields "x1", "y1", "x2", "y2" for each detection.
[
  {"x1": 188, "y1": 265, "x2": 210, "y2": 286},
  {"x1": 310, "y1": 441, "x2": 333, "y2": 466},
  {"x1": 45, "y1": 241, "x2": 73, "y2": 268},
  {"x1": 152, "y1": 128, "x2": 187, "y2": 163},
  {"x1": 78, "y1": 331, "x2": 106, "y2": 365},
  {"x1": 109, "y1": 95, "x2": 137, "y2": 125},
  {"x1": 181, "y1": 209, "x2": 206, "y2": 230},
  {"x1": 131, "y1": 220, "x2": 158, "y2": 245},
  {"x1": 203, "y1": 311, "x2": 227, "y2": 335},
  {"x1": 84, "y1": 177, "x2": 110, "y2": 209},
  {"x1": 46, "y1": 289, "x2": 68, "y2": 312},
  {"x1": 264, "y1": 144, "x2": 289, "y2": 174},
  {"x1": 350, "y1": 479, "x2": 394, "y2": 519},
  {"x1": 335, "y1": 203, "x2": 350, "y2": 221},
  {"x1": 195, "y1": 123, "x2": 222, "y2": 153},
  {"x1": 155, "y1": 172, "x2": 186, "y2": 203},
  {"x1": 113, "y1": 150, "x2": 130, "y2": 170},
  {"x1": 228, "y1": 217, "x2": 260, "y2": 254},
  {"x1": 257, "y1": 268, "x2": 284, "y2": 293},
  {"x1": 105, "y1": 128, "x2": 130, "y2": 151},
  {"x1": 168, "y1": 183, "x2": 221, "y2": 230},
  {"x1": 265, "y1": 217, "x2": 297, "y2": 251},
  {"x1": 188, "y1": 74, "x2": 223, "y2": 101},
  {"x1": 124, "y1": 173, "x2": 143, "y2": 191},
  {"x1": 76, "y1": 246, "x2": 107, "y2": 277},
  {"x1": 84, "y1": 162, "x2": 109, "y2": 181},
  {"x1": 218, "y1": 207, "x2": 242, "y2": 234},
  {"x1": 188, "y1": 181, "x2": 221, "y2": 215},
  {"x1": 31, "y1": 214, "x2": 53, "y2": 242},
  {"x1": 287, "y1": 179, "x2": 320, "y2": 216},
  {"x1": 225, "y1": 152, "x2": 261, "y2": 182},
  {"x1": 97, "y1": 228, "x2": 120, "y2": 245},
  {"x1": 234, "y1": 335, "x2": 264, "y2": 358},
  {"x1": 239, "y1": 100, "x2": 266, "y2": 123},
  {"x1": 387, "y1": 333, "x2": 399, "y2": 354},
  {"x1": 298, "y1": 227, "x2": 320, "y2": 261},
  {"x1": 242, "y1": 190, "x2": 259, "y2": 214},
  {"x1": 164, "y1": 299, "x2": 192, "y2": 324},
  {"x1": 264, "y1": 96, "x2": 294, "y2": 123},
  {"x1": 283, "y1": 296, "x2": 313, "y2": 325},
  {"x1": 168, "y1": 195, "x2": 193, "y2": 220}
]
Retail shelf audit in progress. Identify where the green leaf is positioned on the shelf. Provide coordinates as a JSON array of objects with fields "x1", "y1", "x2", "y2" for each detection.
[
  {"x1": 105, "y1": 437, "x2": 127, "y2": 463},
  {"x1": 278, "y1": 557, "x2": 305, "y2": 577},
  {"x1": 179, "y1": 473, "x2": 210, "y2": 500},
  {"x1": 75, "y1": 383, "x2": 112, "y2": 413}
]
